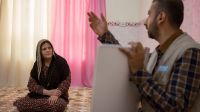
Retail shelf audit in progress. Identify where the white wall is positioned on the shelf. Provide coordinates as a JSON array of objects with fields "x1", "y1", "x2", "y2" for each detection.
[{"x1": 106, "y1": 0, "x2": 152, "y2": 22}]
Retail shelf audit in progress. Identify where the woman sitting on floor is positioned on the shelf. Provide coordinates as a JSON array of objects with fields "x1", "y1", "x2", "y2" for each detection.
[{"x1": 14, "y1": 39, "x2": 71, "y2": 112}]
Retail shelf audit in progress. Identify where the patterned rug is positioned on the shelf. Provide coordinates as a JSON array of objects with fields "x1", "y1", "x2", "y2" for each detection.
[{"x1": 0, "y1": 87, "x2": 92, "y2": 112}]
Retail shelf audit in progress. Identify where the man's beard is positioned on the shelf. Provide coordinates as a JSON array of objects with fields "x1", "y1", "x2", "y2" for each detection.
[
  {"x1": 147, "y1": 20, "x2": 159, "y2": 40},
  {"x1": 148, "y1": 31, "x2": 156, "y2": 39}
]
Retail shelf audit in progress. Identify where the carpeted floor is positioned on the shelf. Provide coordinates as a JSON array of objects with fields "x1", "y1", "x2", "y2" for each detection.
[{"x1": 0, "y1": 87, "x2": 92, "y2": 112}]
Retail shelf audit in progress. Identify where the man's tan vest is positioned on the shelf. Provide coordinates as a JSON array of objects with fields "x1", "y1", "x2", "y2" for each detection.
[{"x1": 142, "y1": 33, "x2": 200, "y2": 112}]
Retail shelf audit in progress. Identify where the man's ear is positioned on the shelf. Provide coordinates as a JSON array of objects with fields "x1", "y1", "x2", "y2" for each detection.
[{"x1": 157, "y1": 11, "x2": 166, "y2": 24}]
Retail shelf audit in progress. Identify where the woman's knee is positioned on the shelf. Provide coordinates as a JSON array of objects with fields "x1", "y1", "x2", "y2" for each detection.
[{"x1": 51, "y1": 98, "x2": 67, "y2": 112}]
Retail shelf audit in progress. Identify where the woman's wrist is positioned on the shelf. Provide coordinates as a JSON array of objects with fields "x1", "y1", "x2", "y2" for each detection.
[{"x1": 43, "y1": 89, "x2": 50, "y2": 96}]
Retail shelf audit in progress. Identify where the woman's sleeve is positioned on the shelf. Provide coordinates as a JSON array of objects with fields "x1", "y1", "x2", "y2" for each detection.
[
  {"x1": 57, "y1": 75, "x2": 71, "y2": 95},
  {"x1": 27, "y1": 77, "x2": 44, "y2": 94},
  {"x1": 57, "y1": 58, "x2": 71, "y2": 95},
  {"x1": 27, "y1": 62, "x2": 44, "y2": 94}
]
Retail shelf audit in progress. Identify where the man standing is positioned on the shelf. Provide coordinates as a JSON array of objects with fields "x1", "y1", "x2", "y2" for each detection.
[{"x1": 88, "y1": 0, "x2": 200, "y2": 111}]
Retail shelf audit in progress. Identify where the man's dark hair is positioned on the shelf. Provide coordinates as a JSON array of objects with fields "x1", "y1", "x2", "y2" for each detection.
[{"x1": 153, "y1": 0, "x2": 184, "y2": 28}]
